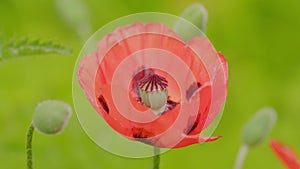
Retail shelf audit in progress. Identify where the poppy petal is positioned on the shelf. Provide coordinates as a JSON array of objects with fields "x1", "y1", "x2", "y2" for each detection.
[
  {"x1": 270, "y1": 139, "x2": 300, "y2": 169},
  {"x1": 184, "y1": 84, "x2": 211, "y2": 135},
  {"x1": 173, "y1": 135, "x2": 222, "y2": 148},
  {"x1": 77, "y1": 52, "x2": 105, "y2": 116},
  {"x1": 187, "y1": 37, "x2": 228, "y2": 130}
]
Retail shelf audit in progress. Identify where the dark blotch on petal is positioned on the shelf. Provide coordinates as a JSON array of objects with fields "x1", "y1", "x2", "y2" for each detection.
[
  {"x1": 186, "y1": 121, "x2": 199, "y2": 135},
  {"x1": 132, "y1": 127, "x2": 154, "y2": 145},
  {"x1": 186, "y1": 82, "x2": 201, "y2": 100},
  {"x1": 185, "y1": 115, "x2": 200, "y2": 135},
  {"x1": 185, "y1": 104, "x2": 210, "y2": 135},
  {"x1": 165, "y1": 99, "x2": 178, "y2": 112},
  {"x1": 98, "y1": 95, "x2": 109, "y2": 114},
  {"x1": 132, "y1": 127, "x2": 153, "y2": 138}
]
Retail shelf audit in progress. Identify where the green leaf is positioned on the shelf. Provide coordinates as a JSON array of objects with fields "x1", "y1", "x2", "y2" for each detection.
[{"x1": 0, "y1": 37, "x2": 72, "y2": 61}]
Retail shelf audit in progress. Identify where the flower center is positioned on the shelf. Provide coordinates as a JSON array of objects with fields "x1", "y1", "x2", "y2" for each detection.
[{"x1": 138, "y1": 73, "x2": 168, "y2": 115}]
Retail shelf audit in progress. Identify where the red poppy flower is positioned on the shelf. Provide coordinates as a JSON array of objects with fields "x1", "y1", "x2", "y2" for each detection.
[
  {"x1": 77, "y1": 22, "x2": 228, "y2": 148},
  {"x1": 270, "y1": 139, "x2": 300, "y2": 169}
]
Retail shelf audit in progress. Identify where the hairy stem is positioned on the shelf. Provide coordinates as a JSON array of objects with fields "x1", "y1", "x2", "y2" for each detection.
[
  {"x1": 234, "y1": 144, "x2": 249, "y2": 169},
  {"x1": 26, "y1": 123, "x2": 35, "y2": 169},
  {"x1": 153, "y1": 147, "x2": 160, "y2": 169}
]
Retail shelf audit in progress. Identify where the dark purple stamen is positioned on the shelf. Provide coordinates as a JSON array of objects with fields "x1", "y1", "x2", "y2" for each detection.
[
  {"x1": 138, "y1": 73, "x2": 168, "y2": 92},
  {"x1": 165, "y1": 100, "x2": 178, "y2": 112}
]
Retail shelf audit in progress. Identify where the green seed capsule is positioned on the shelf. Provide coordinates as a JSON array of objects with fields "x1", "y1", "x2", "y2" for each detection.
[
  {"x1": 140, "y1": 89, "x2": 168, "y2": 115},
  {"x1": 138, "y1": 73, "x2": 168, "y2": 115}
]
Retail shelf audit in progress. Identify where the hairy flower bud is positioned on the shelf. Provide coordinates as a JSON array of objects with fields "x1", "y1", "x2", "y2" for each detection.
[
  {"x1": 241, "y1": 107, "x2": 277, "y2": 146},
  {"x1": 32, "y1": 100, "x2": 72, "y2": 135},
  {"x1": 174, "y1": 3, "x2": 208, "y2": 41}
]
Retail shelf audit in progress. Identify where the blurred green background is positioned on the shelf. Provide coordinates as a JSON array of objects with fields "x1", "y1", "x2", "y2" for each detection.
[{"x1": 1, "y1": 0, "x2": 300, "y2": 168}]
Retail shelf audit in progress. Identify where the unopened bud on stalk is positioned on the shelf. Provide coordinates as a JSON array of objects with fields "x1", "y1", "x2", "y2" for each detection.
[
  {"x1": 241, "y1": 107, "x2": 277, "y2": 147},
  {"x1": 174, "y1": 3, "x2": 208, "y2": 41},
  {"x1": 32, "y1": 100, "x2": 72, "y2": 135}
]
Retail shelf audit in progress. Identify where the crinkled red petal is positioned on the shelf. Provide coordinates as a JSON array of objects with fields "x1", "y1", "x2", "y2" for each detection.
[{"x1": 270, "y1": 139, "x2": 300, "y2": 169}]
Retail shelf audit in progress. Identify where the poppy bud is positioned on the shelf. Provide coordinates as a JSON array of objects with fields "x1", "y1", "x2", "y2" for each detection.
[
  {"x1": 241, "y1": 107, "x2": 277, "y2": 147},
  {"x1": 174, "y1": 3, "x2": 208, "y2": 41},
  {"x1": 56, "y1": 0, "x2": 91, "y2": 39},
  {"x1": 32, "y1": 100, "x2": 72, "y2": 135},
  {"x1": 138, "y1": 73, "x2": 168, "y2": 115}
]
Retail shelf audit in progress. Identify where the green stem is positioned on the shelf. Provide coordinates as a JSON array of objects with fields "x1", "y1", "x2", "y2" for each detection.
[
  {"x1": 26, "y1": 123, "x2": 35, "y2": 169},
  {"x1": 233, "y1": 144, "x2": 249, "y2": 169},
  {"x1": 153, "y1": 147, "x2": 160, "y2": 169}
]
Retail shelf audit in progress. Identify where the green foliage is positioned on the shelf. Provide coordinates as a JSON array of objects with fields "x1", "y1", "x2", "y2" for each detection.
[{"x1": 0, "y1": 37, "x2": 72, "y2": 61}]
